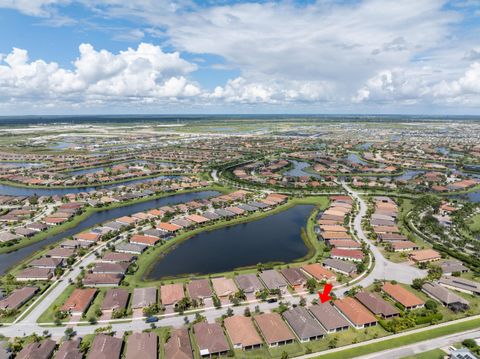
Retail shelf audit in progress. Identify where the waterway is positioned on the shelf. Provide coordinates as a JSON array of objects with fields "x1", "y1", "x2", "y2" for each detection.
[
  {"x1": 147, "y1": 204, "x2": 314, "y2": 279},
  {"x1": 284, "y1": 160, "x2": 322, "y2": 179},
  {"x1": 0, "y1": 190, "x2": 219, "y2": 274}
]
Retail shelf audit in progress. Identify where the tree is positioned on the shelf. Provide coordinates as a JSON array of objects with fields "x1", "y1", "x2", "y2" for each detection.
[
  {"x1": 412, "y1": 278, "x2": 425, "y2": 290},
  {"x1": 244, "y1": 307, "x2": 251, "y2": 317},
  {"x1": 425, "y1": 299, "x2": 438, "y2": 312},
  {"x1": 64, "y1": 328, "x2": 75, "y2": 340},
  {"x1": 281, "y1": 351, "x2": 289, "y2": 359},
  {"x1": 306, "y1": 278, "x2": 317, "y2": 294},
  {"x1": 299, "y1": 297, "x2": 306, "y2": 307}
]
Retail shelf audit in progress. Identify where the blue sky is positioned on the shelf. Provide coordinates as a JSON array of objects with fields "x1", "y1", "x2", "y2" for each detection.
[{"x1": 0, "y1": 0, "x2": 479, "y2": 115}]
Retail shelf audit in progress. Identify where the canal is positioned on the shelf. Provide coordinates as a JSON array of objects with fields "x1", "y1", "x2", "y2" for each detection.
[
  {"x1": 147, "y1": 204, "x2": 314, "y2": 279},
  {"x1": 0, "y1": 190, "x2": 219, "y2": 274}
]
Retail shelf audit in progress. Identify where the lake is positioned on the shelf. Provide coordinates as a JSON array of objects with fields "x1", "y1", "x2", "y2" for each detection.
[
  {"x1": 147, "y1": 204, "x2": 314, "y2": 279},
  {"x1": 0, "y1": 190, "x2": 219, "y2": 274},
  {"x1": 284, "y1": 160, "x2": 322, "y2": 179}
]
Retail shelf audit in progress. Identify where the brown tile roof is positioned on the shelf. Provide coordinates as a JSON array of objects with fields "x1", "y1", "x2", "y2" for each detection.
[
  {"x1": 0, "y1": 286, "x2": 38, "y2": 310},
  {"x1": 161, "y1": 283, "x2": 185, "y2": 306},
  {"x1": 187, "y1": 279, "x2": 213, "y2": 300},
  {"x1": 164, "y1": 328, "x2": 193, "y2": 359},
  {"x1": 16, "y1": 339, "x2": 56, "y2": 359},
  {"x1": 87, "y1": 334, "x2": 123, "y2": 359},
  {"x1": 355, "y1": 291, "x2": 399, "y2": 317},
  {"x1": 254, "y1": 312, "x2": 295, "y2": 345},
  {"x1": 55, "y1": 339, "x2": 82, "y2": 359},
  {"x1": 101, "y1": 288, "x2": 129, "y2": 311},
  {"x1": 382, "y1": 283, "x2": 425, "y2": 308},
  {"x1": 125, "y1": 332, "x2": 157, "y2": 359},
  {"x1": 193, "y1": 322, "x2": 230, "y2": 356},
  {"x1": 224, "y1": 315, "x2": 263, "y2": 348},
  {"x1": 211, "y1": 277, "x2": 237, "y2": 297},
  {"x1": 302, "y1": 263, "x2": 336, "y2": 281},
  {"x1": 61, "y1": 288, "x2": 97, "y2": 314},
  {"x1": 333, "y1": 297, "x2": 377, "y2": 326}
]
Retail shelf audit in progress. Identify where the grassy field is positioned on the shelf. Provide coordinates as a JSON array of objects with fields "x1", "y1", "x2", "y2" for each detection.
[
  {"x1": 126, "y1": 195, "x2": 329, "y2": 287},
  {"x1": 468, "y1": 213, "x2": 480, "y2": 232}
]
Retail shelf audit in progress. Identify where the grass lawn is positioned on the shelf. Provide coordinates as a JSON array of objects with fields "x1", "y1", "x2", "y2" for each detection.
[
  {"x1": 467, "y1": 213, "x2": 480, "y2": 232},
  {"x1": 312, "y1": 317, "x2": 480, "y2": 359},
  {"x1": 37, "y1": 285, "x2": 75, "y2": 324},
  {"x1": 401, "y1": 348, "x2": 446, "y2": 359}
]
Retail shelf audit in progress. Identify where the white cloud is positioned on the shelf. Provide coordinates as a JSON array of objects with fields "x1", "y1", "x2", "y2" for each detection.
[{"x1": 0, "y1": 43, "x2": 201, "y2": 107}]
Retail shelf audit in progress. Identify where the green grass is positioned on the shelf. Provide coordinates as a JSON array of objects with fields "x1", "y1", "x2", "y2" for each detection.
[
  {"x1": 312, "y1": 317, "x2": 480, "y2": 359},
  {"x1": 467, "y1": 213, "x2": 480, "y2": 232},
  {"x1": 401, "y1": 348, "x2": 446, "y2": 359},
  {"x1": 37, "y1": 285, "x2": 76, "y2": 324}
]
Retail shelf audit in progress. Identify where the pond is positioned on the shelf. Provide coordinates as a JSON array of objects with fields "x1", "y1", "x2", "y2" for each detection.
[
  {"x1": 147, "y1": 204, "x2": 314, "y2": 279},
  {"x1": 346, "y1": 153, "x2": 368, "y2": 166},
  {"x1": 394, "y1": 170, "x2": 425, "y2": 181},
  {"x1": 284, "y1": 160, "x2": 322, "y2": 179},
  {"x1": 0, "y1": 190, "x2": 219, "y2": 274},
  {"x1": 448, "y1": 190, "x2": 480, "y2": 204},
  {"x1": 0, "y1": 175, "x2": 181, "y2": 197}
]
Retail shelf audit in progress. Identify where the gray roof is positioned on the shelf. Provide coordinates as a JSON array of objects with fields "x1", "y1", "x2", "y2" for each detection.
[
  {"x1": 55, "y1": 339, "x2": 82, "y2": 359},
  {"x1": 355, "y1": 291, "x2": 399, "y2": 317},
  {"x1": 440, "y1": 260, "x2": 468, "y2": 274},
  {"x1": 214, "y1": 209, "x2": 236, "y2": 217},
  {"x1": 237, "y1": 204, "x2": 258, "y2": 212},
  {"x1": 422, "y1": 282, "x2": 469, "y2": 306},
  {"x1": 438, "y1": 276, "x2": 480, "y2": 294},
  {"x1": 283, "y1": 307, "x2": 326, "y2": 340},
  {"x1": 248, "y1": 201, "x2": 269, "y2": 209},
  {"x1": 259, "y1": 270, "x2": 288, "y2": 290},
  {"x1": 322, "y1": 258, "x2": 356, "y2": 274},
  {"x1": 116, "y1": 242, "x2": 147, "y2": 254},
  {"x1": 308, "y1": 304, "x2": 350, "y2": 331},
  {"x1": 132, "y1": 287, "x2": 157, "y2": 308},
  {"x1": 202, "y1": 211, "x2": 221, "y2": 220},
  {"x1": 235, "y1": 274, "x2": 264, "y2": 293}
]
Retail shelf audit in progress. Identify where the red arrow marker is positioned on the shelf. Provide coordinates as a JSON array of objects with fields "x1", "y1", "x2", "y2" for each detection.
[{"x1": 318, "y1": 283, "x2": 333, "y2": 303}]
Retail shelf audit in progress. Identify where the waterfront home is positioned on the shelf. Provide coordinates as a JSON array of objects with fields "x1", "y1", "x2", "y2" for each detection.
[
  {"x1": 254, "y1": 312, "x2": 295, "y2": 347},
  {"x1": 60, "y1": 240, "x2": 91, "y2": 249},
  {"x1": 202, "y1": 211, "x2": 221, "y2": 220},
  {"x1": 330, "y1": 248, "x2": 364, "y2": 262},
  {"x1": 87, "y1": 334, "x2": 123, "y2": 359},
  {"x1": 333, "y1": 297, "x2": 377, "y2": 329},
  {"x1": 101, "y1": 288, "x2": 129, "y2": 314},
  {"x1": 93, "y1": 263, "x2": 129, "y2": 276},
  {"x1": 170, "y1": 218, "x2": 194, "y2": 228},
  {"x1": 280, "y1": 267, "x2": 307, "y2": 291},
  {"x1": 422, "y1": 282, "x2": 469, "y2": 312},
  {"x1": 16, "y1": 339, "x2": 56, "y2": 359},
  {"x1": 125, "y1": 332, "x2": 157, "y2": 359},
  {"x1": 301, "y1": 263, "x2": 337, "y2": 283},
  {"x1": 61, "y1": 288, "x2": 97, "y2": 315},
  {"x1": 100, "y1": 252, "x2": 135, "y2": 263},
  {"x1": 46, "y1": 247, "x2": 75, "y2": 259},
  {"x1": 26, "y1": 222, "x2": 48, "y2": 232},
  {"x1": 0, "y1": 231, "x2": 19, "y2": 243},
  {"x1": 15, "y1": 227, "x2": 37, "y2": 237},
  {"x1": 322, "y1": 258, "x2": 356, "y2": 276},
  {"x1": 116, "y1": 216, "x2": 137, "y2": 225},
  {"x1": 16, "y1": 267, "x2": 53, "y2": 281},
  {"x1": 193, "y1": 322, "x2": 230, "y2": 358},
  {"x1": 82, "y1": 273, "x2": 123, "y2": 286},
  {"x1": 29, "y1": 257, "x2": 64, "y2": 269},
  {"x1": 327, "y1": 239, "x2": 362, "y2": 250},
  {"x1": 187, "y1": 279, "x2": 213, "y2": 302},
  {"x1": 211, "y1": 277, "x2": 237, "y2": 302},
  {"x1": 355, "y1": 291, "x2": 400, "y2": 319},
  {"x1": 0, "y1": 286, "x2": 38, "y2": 310},
  {"x1": 74, "y1": 232, "x2": 100, "y2": 243},
  {"x1": 165, "y1": 328, "x2": 193, "y2": 359},
  {"x1": 130, "y1": 234, "x2": 161, "y2": 246},
  {"x1": 235, "y1": 274, "x2": 264, "y2": 298},
  {"x1": 308, "y1": 303, "x2": 350, "y2": 333},
  {"x1": 409, "y1": 249, "x2": 441, "y2": 263},
  {"x1": 438, "y1": 276, "x2": 480, "y2": 295},
  {"x1": 157, "y1": 222, "x2": 182, "y2": 233},
  {"x1": 382, "y1": 282, "x2": 425, "y2": 310},
  {"x1": 144, "y1": 228, "x2": 169, "y2": 239},
  {"x1": 131, "y1": 287, "x2": 157, "y2": 309},
  {"x1": 282, "y1": 307, "x2": 326, "y2": 342},
  {"x1": 259, "y1": 270, "x2": 289, "y2": 293},
  {"x1": 161, "y1": 283, "x2": 185, "y2": 310},
  {"x1": 55, "y1": 339, "x2": 82, "y2": 359},
  {"x1": 116, "y1": 242, "x2": 147, "y2": 254},
  {"x1": 224, "y1": 315, "x2": 263, "y2": 350},
  {"x1": 186, "y1": 214, "x2": 210, "y2": 224}
]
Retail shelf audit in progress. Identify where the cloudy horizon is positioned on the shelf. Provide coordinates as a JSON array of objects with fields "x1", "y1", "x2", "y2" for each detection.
[{"x1": 1, "y1": 0, "x2": 480, "y2": 115}]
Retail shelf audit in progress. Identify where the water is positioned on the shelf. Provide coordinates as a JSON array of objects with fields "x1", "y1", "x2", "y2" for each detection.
[
  {"x1": 0, "y1": 175, "x2": 180, "y2": 196},
  {"x1": 0, "y1": 162, "x2": 44, "y2": 168},
  {"x1": 68, "y1": 167, "x2": 106, "y2": 176},
  {"x1": 284, "y1": 160, "x2": 322, "y2": 179},
  {"x1": 357, "y1": 143, "x2": 373, "y2": 150},
  {"x1": 449, "y1": 191, "x2": 480, "y2": 203},
  {"x1": 0, "y1": 190, "x2": 219, "y2": 274},
  {"x1": 394, "y1": 170, "x2": 425, "y2": 181},
  {"x1": 67, "y1": 160, "x2": 175, "y2": 176},
  {"x1": 346, "y1": 153, "x2": 368, "y2": 166},
  {"x1": 437, "y1": 147, "x2": 449, "y2": 156},
  {"x1": 147, "y1": 205, "x2": 313, "y2": 279}
]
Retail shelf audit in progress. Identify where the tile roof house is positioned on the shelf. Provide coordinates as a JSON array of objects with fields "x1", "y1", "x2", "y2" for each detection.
[
  {"x1": 333, "y1": 297, "x2": 377, "y2": 329},
  {"x1": 422, "y1": 282, "x2": 469, "y2": 312},
  {"x1": 55, "y1": 339, "x2": 82, "y2": 359},
  {"x1": 101, "y1": 288, "x2": 129, "y2": 312},
  {"x1": 161, "y1": 283, "x2": 185, "y2": 307},
  {"x1": 235, "y1": 274, "x2": 264, "y2": 295},
  {"x1": 16, "y1": 339, "x2": 56, "y2": 359},
  {"x1": 82, "y1": 273, "x2": 123, "y2": 287},
  {"x1": 130, "y1": 234, "x2": 161, "y2": 246},
  {"x1": 61, "y1": 288, "x2": 97, "y2": 315},
  {"x1": 164, "y1": 328, "x2": 193, "y2": 359},
  {"x1": 86, "y1": 334, "x2": 123, "y2": 359},
  {"x1": 16, "y1": 267, "x2": 53, "y2": 281},
  {"x1": 409, "y1": 249, "x2": 441, "y2": 263},
  {"x1": 282, "y1": 307, "x2": 326, "y2": 342},
  {"x1": 440, "y1": 260, "x2": 469, "y2": 275},
  {"x1": 193, "y1": 322, "x2": 230, "y2": 358},
  {"x1": 0, "y1": 286, "x2": 38, "y2": 310},
  {"x1": 355, "y1": 291, "x2": 400, "y2": 318},
  {"x1": 308, "y1": 303, "x2": 350, "y2": 333},
  {"x1": 224, "y1": 315, "x2": 263, "y2": 350},
  {"x1": 125, "y1": 332, "x2": 158, "y2": 359},
  {"x1": 187, "y1": 279, "x2": 213, "y2": 301},
  {"x1": 322, "y1": 258, "x2": 356, "y2": 276},
  {"x1": 301, "y1": 264, "x2": 336, "y2": 283},
  {"x1": 382, "y1": 282, "x2": 425, "y2": 310},
  {"x1": 132, "y1": 287, "x2": 157, "y2": 309},
  {"x1": 259, "y1": 270, "x2": 289, "y2": 293},
  {"x1": 330, "y1": 248, "x2": 364, "y2": 262},
  {"x1": 211, "y1": 277, "x2": 237, "y2": 300},
  {"x1": 438, "y1": 276, "x2": 480, "y2": 295},
  {"x1": 280, "y1": 267, "x2": 307, "y2": 291},
  {"x1": 254, "y1": 312, "x2": 295, "y2": 347}
]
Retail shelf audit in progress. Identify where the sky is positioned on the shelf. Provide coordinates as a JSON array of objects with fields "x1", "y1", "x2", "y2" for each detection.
[{"x1": 0, "y1": 0, "x2": 480, "y2": 115}]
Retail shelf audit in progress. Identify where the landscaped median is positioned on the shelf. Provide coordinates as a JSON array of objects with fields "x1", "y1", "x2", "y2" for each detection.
[{"x1": 312, "y1": 316, "x2": 480, "y2": 359}]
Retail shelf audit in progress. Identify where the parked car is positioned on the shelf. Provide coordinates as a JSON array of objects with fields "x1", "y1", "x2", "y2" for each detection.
[{"x1": 145, "y1": 316, "x2": 159, "y2": 323}]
